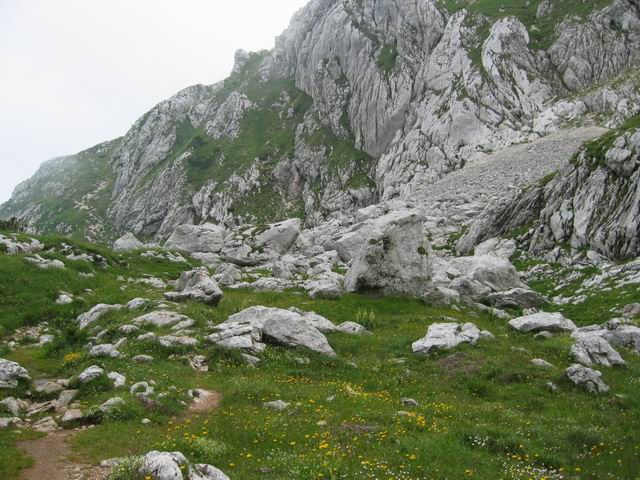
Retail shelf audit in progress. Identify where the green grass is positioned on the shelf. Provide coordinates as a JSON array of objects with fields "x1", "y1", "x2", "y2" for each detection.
[
  {"x1": 377, "y1": 43, "x2": 398, "y2": 78},
  {"x1": 440, "y1": 0, "x2": 612, "y2": 61},
  {"x1": 0, "y1": 430, "x2": 45, "y2": 478},
  {"x1": 1, "y1": 233, "x2": 639, "y2": 479}
]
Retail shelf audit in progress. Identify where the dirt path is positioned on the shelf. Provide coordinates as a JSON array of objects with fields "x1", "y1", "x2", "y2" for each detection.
[{"x1": 19, "y1": 431, "x2": 109, "y2": 480}]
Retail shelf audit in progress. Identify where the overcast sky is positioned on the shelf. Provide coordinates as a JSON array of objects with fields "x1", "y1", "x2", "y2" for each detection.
[{"x1": 0, "y1": 0, "x2": 309, "y2": 203}]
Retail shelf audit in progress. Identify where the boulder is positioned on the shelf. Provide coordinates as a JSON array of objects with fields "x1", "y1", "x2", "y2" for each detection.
[
  {"x1": 99, "y1": 397, "x2": 125, "y2": 413},
  {"x1": 263, "y1": 315, "x2": 336, "y2": 357},
  {"x1": 157, "y1": 335, "x2": 199, "y2": 348},
  {"x1": 412, "y1": 323, "x2": 483, "y2": 355},
  {"x1": 77, "y1": 365, "x2": 104, "y2": 384},
  {"x1": 61, "y1": 409, "x2": 83, "y2": 424},
  {"x1": 486, "y1": 288, "x2": 545, "y2": 309},
  {"x1": 89, "y1": 344, "x2": 122, "y2": 358},
  {"x1": 25, "y1": 255, "x2": 65, "y2": 269},
  {"x1": 134, "y1": 311, "x2": 191, "y2": 328},
  {"x1": 448, "y1": 255, "x2": 525, "y2": 293},
  {"x1": 0, "y1": 234, "x2": 43, "y2": 255},
  {"x1": 336, "y1": 322, "x2": 371, "y2": 335},
  {"x1": 33, "y1": 379, "x2": 64, "y2": 396},
  {"x1": 165, "y1": 223, "x2": 226, "y2": 254},
  {"x1": 0, "y1": 358, "x2": 30, "y2": 389},
  {"x1": 531, "y1": 358, "x2": 555, "y2": 369},
  {"x1": 0, "y1": 397, "x2": 22, "y2": 416},
  {"x1": 139, "y1": 450, "x2": 229, "y2": 480},
  {"x1": 565, "y1": 364, "x2": 609, "y2": 394},
  {"x1": 345, "y1": 211, "x2": 432, "y2": 297},
  {"x1": 509, "y1": 312, "x2": 577, "y2": 333},
  {"x1": 164, "y1": 267, "x2": 223, "y2": 306},
  {"x1": 305, "y1": 278, "x2": 343, "y2": 300},
  {"x1": 571, "y1": 332, "x2": 626, "y2": 367},
  {"x1": 127, "y1": 298, "x2": 148, "y2": 310},
  {"x1": 622, "y1": 303, "x2": 640, "y2": 318},
  {"x1": 603, "y1": 325, "x2": 640, "y2": 353},
  {"x1": 113, "y1": 232, "x2": 144, "y2": 252},
  {"x1": 254, "y1": 218, "x2": 301, "y2": 254},
  {"x1": 77, "y1": 304, "x2": 123, "y2": 330},
  {"x1": 108, "y1": 372, "x2": 127, "y2": 388}
]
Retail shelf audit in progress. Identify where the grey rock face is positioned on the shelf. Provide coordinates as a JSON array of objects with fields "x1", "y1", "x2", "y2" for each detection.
[
  {"x1": 460, "y1": 125, "x2": 640, "y2": 260},
  {"x1": 565, "y1": 364, "x2": 609, "y2": 394},
  {"x1": 165, "y1": 223, "x2": 226, "y2": 254},
  {"x1": 262, "y1": 314, "x2": 336, "y2": 357},
  {"x1": 89, "y1": 344, "x2": 122, "y2": 359},
  {"x1": 486, "y1": 288, "x2": 546, "y2": 309},
  {"x1": 139, "y1": 450, "x2": 229, "y2": 480},
  {"x1": 0, "y1": 233, "x2": 43, "y2": 254},
  {"x1": 0, "y1": 359, "x2": 30, "y2": 389},
  {"x1": 77, "y1": 365, "x2": 104, "y2": 384},
  {"x1": 113, "y1": 232, "x2": 144, "y2": 252},
  {"x1": 134, "y1": 311, "x2": 191, "y2": 328},
  {"x1": 77, "y1": 304, "x2": 123, "y2": 330},
  {"x1": 164, "y1": 267, "x2": 223, "y2": 306},
  {"x1": 571, "y1": 332, "x2": 626, "y2": 367},
  {"x1": 210, "y1": 306, "x2": 336, "y2": 357},
  {"x1": 345, "y1": 210, "x2": 432, "y2": 296},
  {"x1": 412, "y1": 322, "x2": 483, "y2": 355},
  {"x1": 509, "y1": 312, "x2": 577, "y2": 333}
]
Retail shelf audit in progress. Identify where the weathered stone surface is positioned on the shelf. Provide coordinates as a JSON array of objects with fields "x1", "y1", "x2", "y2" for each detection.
[
  {"x1": 165, "y1": 223, "x2": 226, "y2": 254},
  {"x1": 0, "y1": 358, "x2": 30, "y2": 389},
  {"x1": 77, "y1": 304, "x2": 123, "y2": 330},
  {"x1": 262, "y1": 315, "x2": 336, "y2": 357},
  {"x1": 164, "y1": 267, "x2": 223, "y2": 306},
  {"x1": 77, "y1": 365, "x2": 104, "y2": 384},
  {"x1": 345, "y1": 211, "x2": 432, "y2": 297},
  {"x1": 89, "y1": 344, "x2": 122, "y2": 358},
  {"x1": 486, "y1": 288, "x2": 545, "y2": 309},
  {"x1": 509, "y1": 312, "x2": 577, "y2": 333},
  {"x1": 139, "y1": 450, "x2": 229, "y2": 480},
  {"x1": 565, "y1": 364, "x2": 609, "y2": 394},
  {"x1": 412, "y1": 323, "x2": 483, "y2": 355},
  {"x1": 113, "y1": 232, "x2": 144, "y2": 252},
  {"x1": 571, "y1": 331, "x2": 626, "y2": 367},
  {"x1": 134, "y1": 311, "x2": 191, "y2": 328}
]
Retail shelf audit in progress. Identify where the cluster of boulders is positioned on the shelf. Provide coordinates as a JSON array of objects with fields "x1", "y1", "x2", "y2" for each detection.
[
  {"x1": 102, "y1": 450, "x2": 229, "y2": 480},
  {"x1": 0, "y1": 233, "x2": 43, "y2": 254}
]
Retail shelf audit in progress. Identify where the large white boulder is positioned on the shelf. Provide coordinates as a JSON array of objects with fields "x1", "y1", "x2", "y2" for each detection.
[
  {"x1": 165, "y1": 223, "x2": 226, "y2": 254},
  {"x1": 164, "y1": 267, "x2": 223, "y2": 306},
  {"x1": 565, "y1": 364, "x2": 609, "y2": 394},
  {"x1": 345, "y1": 211, "x2": 432, "y2": 297},
  {"x1": 210, "y1": 306, "x2": 336, "y2": 356},
  {"x1": 139, "y1": 450, "x2": 229, "y2": 480},
  {"x1": 113, "y1": 232, "x2": 144, "y2": 252},
  {"x1": 134, "y1": 311, "x2": 191, "y2": 328},
  {"x1": 509, "y1": 312, "x2": 576, "y2": 333},
  {"x1": 412, "y1": 323, "x2": 485, "y2": 355},
  {"x1": 0, "y1": 359, "x2": 30, "y2": 389},
  {"x1": 571, "y1": 331, "x2": 626, "y2": 367},
  {"x1": 254, "y1": 218, "x2": 301, "y2": 254},
  {"x1": 77, "y1": 304, "x2": 123, "y2": 330}
]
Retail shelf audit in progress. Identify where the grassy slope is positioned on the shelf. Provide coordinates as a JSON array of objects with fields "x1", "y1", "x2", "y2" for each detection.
[
  {"x1": 0, "y1": 141, "x2": 120, "y2": 241},
  {"x1": 0, "y1": 233, "x2": 638, "y2": 479}
]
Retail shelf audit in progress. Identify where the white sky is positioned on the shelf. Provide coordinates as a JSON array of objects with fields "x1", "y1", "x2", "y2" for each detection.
[{"x1": 0, "y1": 0, "x2": 309, "y2": 203}]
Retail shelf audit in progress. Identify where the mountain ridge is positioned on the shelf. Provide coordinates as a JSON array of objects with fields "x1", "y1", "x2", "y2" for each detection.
[{"x1": 2, "y1": 0, "x2": 639, "y2": 243}]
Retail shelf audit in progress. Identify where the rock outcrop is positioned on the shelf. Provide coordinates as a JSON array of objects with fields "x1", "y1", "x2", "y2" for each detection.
[
  {"x1": 345, "y1": 210, "x2": 431, "y2": 296},
  {"x1": 459, "y1": 119, "x2": 640, "y2": 261},
  {"x1": 2, "y1": 0, "x2": 638, "y2": 243}
]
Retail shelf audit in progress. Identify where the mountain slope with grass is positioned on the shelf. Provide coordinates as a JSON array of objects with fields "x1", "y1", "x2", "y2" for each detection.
[
  {"x1": 2, "y1": 0, "x2": 639, "y2": 242},
  {"x1": 0, "y1": 230, "x2": 639, "y2": 479}
]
